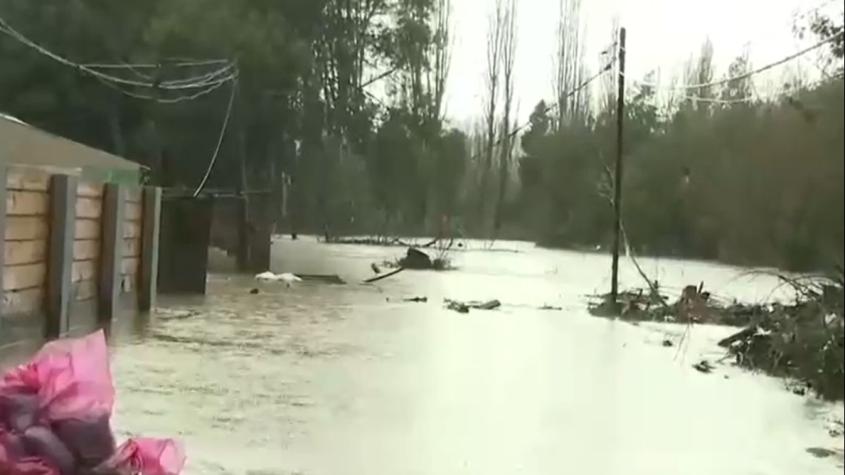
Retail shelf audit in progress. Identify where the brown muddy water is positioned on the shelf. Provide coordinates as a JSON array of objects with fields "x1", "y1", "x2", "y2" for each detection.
[{"x1": 109, "y1": 237, "x2": 844, "y2": 474}]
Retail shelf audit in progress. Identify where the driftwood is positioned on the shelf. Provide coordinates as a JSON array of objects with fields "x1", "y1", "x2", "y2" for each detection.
[
  {"x1": 539, "y1": 305, "x2": 563, "y2": 311},
  {"x1": 364, "y1": 267, "x2": 405, "y2": 284},
  {"x1": 298, "y1": 274, "x2": 347, "y2": 285},
  {"x1": 444, "y1": 299, "x2": 502, "y2": 313},
  {"x1": 717, "y1": 326, "x2": 758, "y2": 348},
  {"x1": 446, "y1": 300, "x2": 470, "y2": 313}
]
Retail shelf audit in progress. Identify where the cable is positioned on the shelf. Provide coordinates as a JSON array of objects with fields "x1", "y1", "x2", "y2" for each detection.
[
  {"x1": 636, "y1": 32, "x2": 844, "y2": 91},
  {"x1": 95, "y1": 71, "x2": 238, "y2": 103},
  {"x1": 473, "y1": 60, "x2": 613, "y2": 154},
  {"x1": 82, "y1": 59, "x2": 230, "y2": 69},
  {"x1": 677, "y1": 95, "x2": 755, "y2": 105},
  {"x1": 159, "y1": 63, "x2": 236, "y2": 88},
  {"x1": 0, "y1": 15, "x2": 233, "y2": 91},
  {"x1": 509, "y1": 61, "x2": 614, "y2": 138},
  {"x1": 659, "y1": 74, "x2": 837, "y2": 106},
  {"x1": 192, "y1": 79, "x2": 238, "y2": 197}
]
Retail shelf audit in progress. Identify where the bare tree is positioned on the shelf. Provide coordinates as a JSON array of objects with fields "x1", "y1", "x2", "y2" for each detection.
[
  {"x1": 598, "y1": 17, "x2": 621, "y2": 117},
  {"x1": 554, "y1": 0, "x2": 589, "y2": 127},
  {"x1": 683, "y1": 39, "x2": 716, "y2": 111},
  {"x1": 477, "y1": 0, "x2": 507, "y2": 232},
  {"x1": 493, "y1": 0, "x2": 517, "y2": 236},
  {"x1": 394, "y1": 0, "x2": 452, "y2": 128}
]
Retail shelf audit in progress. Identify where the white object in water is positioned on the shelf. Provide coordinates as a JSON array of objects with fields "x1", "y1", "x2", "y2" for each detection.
[
  {"x1": 277, "y1": 273, "x2": 303, "y2": 287},
  {"x1": 256, "y1": 271, "x2": 280, "y2": 282},
  {"x1": 255, "y1": 271, "x2": 302, "y2": 287}
]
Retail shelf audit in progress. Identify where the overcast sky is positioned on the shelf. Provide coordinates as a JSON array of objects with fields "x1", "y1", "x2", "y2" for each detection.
[{"x1": 442, "y1": 0, "x2": 840, "y2": 126}]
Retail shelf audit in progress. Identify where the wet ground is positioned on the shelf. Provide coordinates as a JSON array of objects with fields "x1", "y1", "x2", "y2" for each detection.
[{"x1": 110, "y1": 237, "x2": 843, "y2": 474}]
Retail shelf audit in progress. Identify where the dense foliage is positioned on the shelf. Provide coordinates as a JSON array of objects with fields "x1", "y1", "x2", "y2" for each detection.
[
  {"x1": 0, "y1": 0, "x2": 466, "y2": 236},
  {"x1": 518, "y1": 53, "x2": 843, "y2": 271}
]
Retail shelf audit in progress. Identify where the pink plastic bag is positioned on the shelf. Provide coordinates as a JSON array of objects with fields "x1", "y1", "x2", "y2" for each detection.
[
  {"x1": 2, "y1": 330, "x2": 114, "y2": 422},
  {"x1": 99, "y1": 438, "x2": 186, "y2": 475},
  {"x1": 0, "y1": 331, "x2": 186, "y2": 475}
]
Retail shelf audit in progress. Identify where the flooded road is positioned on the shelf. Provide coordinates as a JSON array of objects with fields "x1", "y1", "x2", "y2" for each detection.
[{"x1": 110, "y1": 237, "x2": 843, "y2": 474}]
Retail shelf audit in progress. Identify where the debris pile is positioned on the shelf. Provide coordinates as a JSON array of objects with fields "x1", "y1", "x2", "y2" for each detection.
[
  {"x1": 589, "y1": 270, "x2": 845, "y2": 400},
  {"x1": 398, "y1": 248, "x2": 451, "y2": 271},
  {"x1": 717, "y1": 276, "x2": 844, "y2": 400},
  {"x1": 589, "y1": 282, "x2": 774, "y2": 327}
]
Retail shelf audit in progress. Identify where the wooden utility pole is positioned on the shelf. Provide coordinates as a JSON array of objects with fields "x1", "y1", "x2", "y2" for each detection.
[{"x1": 610, "y1": 26, "x2": 627, "y2": 306}]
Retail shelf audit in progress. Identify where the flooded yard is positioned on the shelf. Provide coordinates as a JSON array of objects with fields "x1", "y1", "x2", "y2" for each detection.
[{"x1": 110, "y1": 237, "x2": 843, "y2": 474}]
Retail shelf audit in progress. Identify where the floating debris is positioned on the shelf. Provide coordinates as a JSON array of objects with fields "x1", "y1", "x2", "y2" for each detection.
[
  {"x1": 255, "y1": 271, "x2": 303, "y2": 287},
  {"x1": 446, "y1": 300, "x2": 470, "y2": 314},
  {"x1": 806, "y1": 447, "x2": 837, "y2": 459},
  {"x1": 693, "y1": 360, "x2": 715, "y2": 374},
  {"x1": 444, "y1": 299, "x2": 502, "y2": 314}
]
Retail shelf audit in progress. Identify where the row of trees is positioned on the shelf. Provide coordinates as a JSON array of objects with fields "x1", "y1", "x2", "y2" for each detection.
[
  {"x1": 516, "y1": 19, "x2": 844, "y2": 271},
  {"x1": 1, "y1": 1, "x2": 842, "y2": 270},
  {"x1": 0, "y1": 0, "x2": 468, "y2": 236}
]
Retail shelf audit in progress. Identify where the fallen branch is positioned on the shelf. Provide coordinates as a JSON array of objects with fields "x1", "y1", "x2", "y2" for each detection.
[
  {"x1": 421, "y1": 237, "x2": 440, "y2": 248},
  {"x1": 621, "y1": 223, "x2": 669, "y2": 311},
  {"x1": 363, "y1": 267, "x2": 405, "y2": 284},
  {"x1": 717, "y1": 326, "x2": 757, "y2": 348}
]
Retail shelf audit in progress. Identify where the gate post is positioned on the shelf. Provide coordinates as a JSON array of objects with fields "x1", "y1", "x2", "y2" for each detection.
[
  {"x1": 99, "y1": 184, "x2": 125, "y2": 325},
  {"x1": 46, "y1": 175, "x2": 77, "y2": 338},
  {"x1": 139, "y1": 187, "x2": 161, "y2": 311}
]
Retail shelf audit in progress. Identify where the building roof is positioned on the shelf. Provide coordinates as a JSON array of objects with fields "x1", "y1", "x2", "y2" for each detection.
[{"x1": 0, "y1": 113, "x2": 142, "y2": 183}]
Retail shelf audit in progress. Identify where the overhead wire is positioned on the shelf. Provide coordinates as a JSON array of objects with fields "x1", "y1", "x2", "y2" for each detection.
[
  {"x1": 192, "y1": 78, "x2": 238, "y2": 197},
  {"x1": 505, "y1": 60, "x2": 615, "y2": 140},
  {"x1": 0, "y1": 14, "x2": 233, "y2": 91},
  {"x1": 634, "y1": 31, "x2": 843, "y2": 91},
  {"x1": 1, "y1": 11, "x2": 240, "y2": 194},
  {"x1": 81, "y1": 59, "x2": 230, "y2": 69},
  {"x1": 94, "y1": 70, "x2": 238, "y2": 104}
]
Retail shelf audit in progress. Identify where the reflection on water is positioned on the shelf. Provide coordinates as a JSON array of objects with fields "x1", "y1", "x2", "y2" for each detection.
[{"x1": 109, "y1": 236, "x2": 843, "y2": 474}]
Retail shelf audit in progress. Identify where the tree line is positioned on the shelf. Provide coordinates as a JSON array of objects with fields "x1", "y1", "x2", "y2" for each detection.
[
  {"x1": 0, "y1": 0, "x2": 842, "y2": 271},
  {"x1": 0, "y1": 0, "x2": 466, "y2": 236},
  {"x1": 515, "y1": 9, "x2": 843, "y2": 272}
]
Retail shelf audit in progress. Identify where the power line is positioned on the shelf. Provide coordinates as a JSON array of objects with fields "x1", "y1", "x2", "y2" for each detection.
[
  {"x1": 461, "y1": 59, "x2": 614, "y2": 169},
  {"x1": 95, "y1": 70, "x2": 238, "y2": 103},
  {"x1": 0, "y1": 14, "x2": 233, "y2": 91},
  {"x1": 82, "y1": 59, "x2": 230, "y2": 69},
  {"x1": 159, "y1": 63, "x2": 237, "y2": 88},
  {"x1": 636, "y1": 31, "x2": 844, "y2": 91},
  {"x1": 192, "y1": 79, "x2": 238, "y2": 197},
  {"x1": 507, "y1": 61, "x2": 614, "y2": 139}
]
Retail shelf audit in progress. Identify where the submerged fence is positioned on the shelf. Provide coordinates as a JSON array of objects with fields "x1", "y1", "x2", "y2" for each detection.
[{"x1": 0, "y1": 165, "x2": 161, "y2": 363}]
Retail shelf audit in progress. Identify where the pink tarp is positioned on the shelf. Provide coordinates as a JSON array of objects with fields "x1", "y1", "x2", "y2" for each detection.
[{"x1": 0, "y1": 331, "x2": 185, "y2": 474}]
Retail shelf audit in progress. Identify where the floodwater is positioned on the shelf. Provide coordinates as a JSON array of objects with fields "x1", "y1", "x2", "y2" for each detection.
[{"x1": 110, "y1": 237, "x2": 844, "y2": 475}]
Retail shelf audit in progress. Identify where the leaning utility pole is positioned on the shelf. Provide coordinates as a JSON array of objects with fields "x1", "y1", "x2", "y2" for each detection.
[{"x1": 610, "y1": 26, "x2": 626, "y2": 307}]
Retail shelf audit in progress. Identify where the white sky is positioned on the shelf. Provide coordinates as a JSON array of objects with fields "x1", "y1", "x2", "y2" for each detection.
[{"x1": 442, "y1": 0, "x2": 840, "y2": 126}]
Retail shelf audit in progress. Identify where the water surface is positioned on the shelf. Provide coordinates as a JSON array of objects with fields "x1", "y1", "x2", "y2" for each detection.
[{"x1": 110, "y1": 237, "x2": 844, "y2": 474}]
